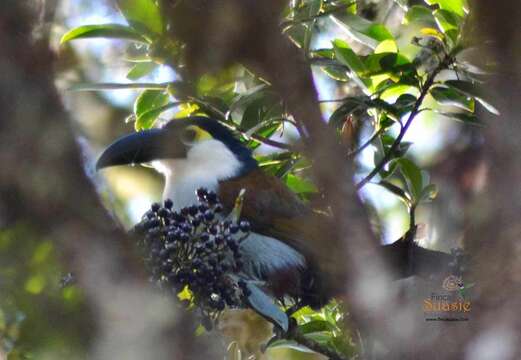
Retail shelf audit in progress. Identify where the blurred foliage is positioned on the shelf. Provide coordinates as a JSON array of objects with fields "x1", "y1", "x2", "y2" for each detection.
[
  {"x1": 0, "y1": 224, "x2": 90, "y2": 359},
  {"x1": 1, "y1": 0, "x2": 497, "y2": 359}
]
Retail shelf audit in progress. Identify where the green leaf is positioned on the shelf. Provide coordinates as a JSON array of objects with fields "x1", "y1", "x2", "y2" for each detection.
[
  {"x1": 298, "y1": 320, "x2": 334, "y2": 334},
  {"x1": 117, "y1": 0, "x2": 163, "y2": 35},
  {"x1": 230, "y1": 85, "x2": 269, "y2": 118},
  {"x1": 303, "y1": 332, "x2": 333, "y2": 344},
  {"x1": 303, "y1": 0, "x2": 322, "y2": 51},
  {"x1": 192, "y1": 96, "x2": 229, "y2": 120},
  {"x1": 285, "y1": 23, "x2": 308, "y2": 49},
  {"x1": 332, "y1": 13, "x2": 393, "y2": 49},
  {"x1": 329, "y1": 97, "x2": 367, "y2": 128},
  {"x1": 126, "y1": 62, "x2": 158, "y2": 80},
  {"x1": 381, "y1": 84, "x2": 417, "y2": 102},
  {"x1": 364, "y1": 52, "x2": 411, "y2": 75},
  {"x1": 444, "y1": 80, "x2": 500, "y2": 115},
  {"x1": 134, "y1": 89, "x2": 169, "y2": 117},
  {"x1": 395, "y1": 93, "x2": 417, "y2": 110},
  {"x1": 404, "y1": 5, "x2": 436, "y2": 26},
  {"x1": 135, "y1": 103, "x2": 177, "y2": 130},
  {"x1": 248, "y1": 122, "x2": 282, "y2": 150},
  {"x1": 419, "y1": 183, "x2": 438, "y2": 202},
  {"x1": 134, "y1": 89, "x2": 170, "y2": 130},
  {"x1": 430, "y1": 85, "x2": 474, "y2": 112},
  {"x1": 321, "y1": 66, "x2": 350, "y2": 81},
  {"x1": 374, "y1": 39, "x2": 398, "y2": 53},
  {"x1": 425, "y1": 0, "x2": 467, "y2": 17},
  {"x1": 369, "y1": 98, "x2": 401, "y2": 120},
  {"x1": 433, "y1": 9, "x2": 462, "y2": 34},
  {"x1": 240, "y1": 96, "x2": 280, "y2": 130},
  {"x1": 285, "y1": 174, "x2": 318, "y2": 194},
  {"x1": 398, "y1": 158, "x2": 423, "y2": 201},
  {"x1": 241, "y1": 98, "x2": 268, "y2": 129},
  {"x1": 378, "y1": 181, "x2": 410, "y2": 204},
  {"x1": 267, "y1": 339, "x2": 316, "y2": 353},
  {"x1": 332, "y1": 39, "x2": 366, "y2": 74},
  {"x1": 439, "y1": 111, "x2": 480, "y2": 125},
  {"x1": 60, "y1": 24, "x2": 148, "y2": 44}
]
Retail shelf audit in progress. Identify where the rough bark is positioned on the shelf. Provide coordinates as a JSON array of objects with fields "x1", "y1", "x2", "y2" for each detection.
[{"x1": 0, "y1": 2, "x2": 218, "y2": 359}]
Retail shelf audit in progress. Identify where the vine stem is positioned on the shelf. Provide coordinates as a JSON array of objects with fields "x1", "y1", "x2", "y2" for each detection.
[{"x1": 355, "y1": 53, "x2": 454, "y2": 190}]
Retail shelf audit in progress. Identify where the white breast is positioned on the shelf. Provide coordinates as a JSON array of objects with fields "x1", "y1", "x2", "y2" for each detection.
[{"x1": 152, "y1": 139, "x2": 242, "y2": 210}]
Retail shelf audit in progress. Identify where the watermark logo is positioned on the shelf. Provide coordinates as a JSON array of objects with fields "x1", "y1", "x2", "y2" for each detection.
[{"x1": 423, "y1": 275, "x2": 474, "y2": 322}]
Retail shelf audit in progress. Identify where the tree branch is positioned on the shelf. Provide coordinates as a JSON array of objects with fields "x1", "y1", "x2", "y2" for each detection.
[{"x1": 355, "y1": 53, "x2": 454, "y2": 190}]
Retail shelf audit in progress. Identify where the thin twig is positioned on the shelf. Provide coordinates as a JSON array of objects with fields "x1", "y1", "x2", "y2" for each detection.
[
  {"x1": 318, "y1": 97, "x2": 349, "y2": 103},
  {"x1": 355, "y1": 53, "x2": 454, "y2": 190},
  {"x1": 281, "y1": 2, "x2": 356, "y2": 28},
  {"x1": 187, "y1": 96, "x2": 297, "y2": 151},
  {"x1": 347, "y1": 127, "x2": 384, "y2": 158}
]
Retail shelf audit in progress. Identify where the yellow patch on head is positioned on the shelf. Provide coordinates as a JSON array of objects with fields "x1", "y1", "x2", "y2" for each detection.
[
  {"x1": 179, "y1": 124, "x2": 214, "y2": 145},
  {"x1": 187, "y1": 125, "x2": 212, "y2": 141}
]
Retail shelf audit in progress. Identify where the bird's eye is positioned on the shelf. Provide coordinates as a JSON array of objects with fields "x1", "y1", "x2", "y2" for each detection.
[{"x1": 180, "y1": 127, "x2": 198, "y2": 145}]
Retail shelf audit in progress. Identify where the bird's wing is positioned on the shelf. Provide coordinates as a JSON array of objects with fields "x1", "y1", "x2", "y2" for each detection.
[
  {"x1": 219, "y1": 169, "x2": 336, "y2": 307},
  {"x1": 218, "y1": 169, "x2": 334, "y2": 255}
]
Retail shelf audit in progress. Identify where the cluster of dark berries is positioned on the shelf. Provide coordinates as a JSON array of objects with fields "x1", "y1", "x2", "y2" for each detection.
[
  {"x1": 133, "y1": 188, "x2": 252, "y2": 328},
  {"x1": 448, "y1": 248, "x2": 467, "y2": 275}
]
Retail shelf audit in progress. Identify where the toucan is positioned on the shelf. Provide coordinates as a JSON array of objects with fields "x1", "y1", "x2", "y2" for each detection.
[{"x1": 96, "y1": 116, "x2": 336, "y2": 315}]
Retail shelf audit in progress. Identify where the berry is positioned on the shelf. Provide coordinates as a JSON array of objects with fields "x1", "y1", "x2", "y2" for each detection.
[
  {"x1": 179, "y1": 232, "x2": 190, "y2": 243},
  {"x1": 165, "y1": 242, "x2": 178, "y2": 253},
  {"x1": 196, "y1": 188, "x2": 208, "y2": 199},
  {"x1": 159, "y1": 249, "x2": 170, "y2": 260},
  {"x1": 193, "y1": 258, "x2": 202, "y2": 268},
  {"x1": 172, "y1": 212, "x2": 185, "y2": 222},
  {"x1": 151, "y1": 202, "x2": 161, "y2": 212},
  {"x1": 204, "y1": 210, "x2": 215, "y2": 221},
  {"x1": 166, "y1": 230, "x2": 179, "y2": 242},
  {"x1": 206, "y1": 191, "x2": 218, "y2": 203},
  {"x1": 145, "y1": 210, "x2": 156, "y2": 219},
  {"x1": 161, "y1": 261, "x2": 173, "y2": 272},
  {"x1": 194, "y1": 244, "x2": 205, "y2": 255},
  {"x1": 158, "y1": 208, "x2": 170, "y2": 218},
  {"x1": 181, "y1": 223, "x2": 193, "y2": 233},
  {"x1": 148, "y1": 227, "x2": 161, "y2": 237},
  {"x1": 215, "y1": 234, "x2": 224, "y2": 245},
  {"x1": 164, "y1": 199, "x2": 173, "y2": 209},
  {"x1": 239, "y1": 220, "x2": 251, "y2": 232},
  {"x1": 188, "y1": 205, "x2": 199, "y2": 216}
]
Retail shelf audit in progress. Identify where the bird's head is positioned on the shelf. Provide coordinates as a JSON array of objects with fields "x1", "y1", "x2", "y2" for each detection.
[{"x1": 96, "y1": 116, "x2": 258, "y2": 179}]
